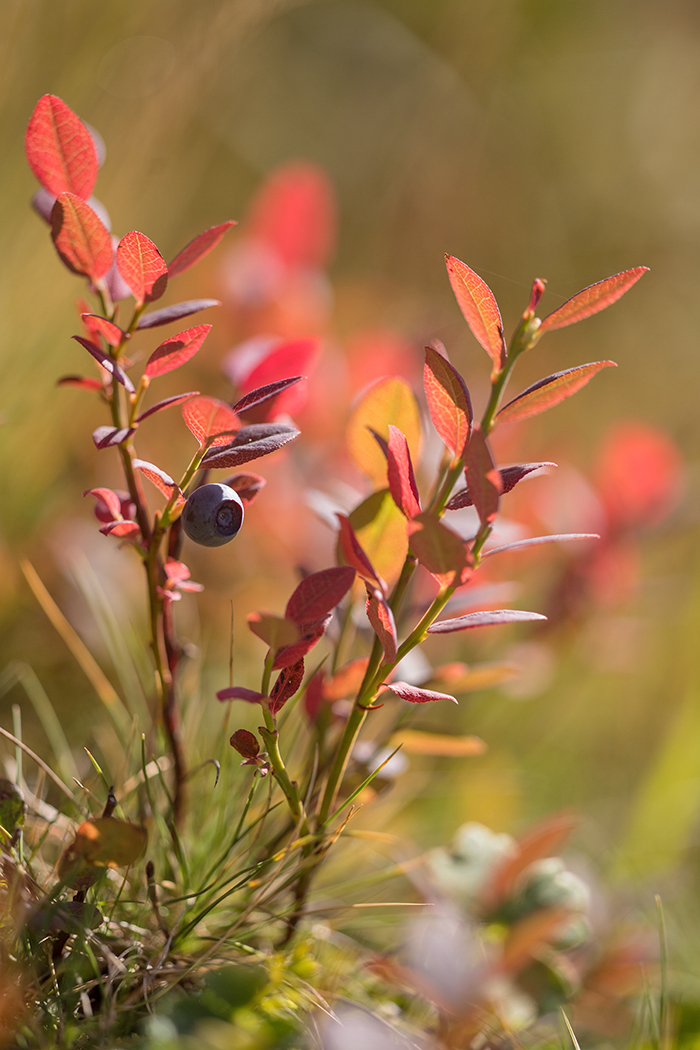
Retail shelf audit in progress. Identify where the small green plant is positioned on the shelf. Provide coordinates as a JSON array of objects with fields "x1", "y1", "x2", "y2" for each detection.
[{"x1": 3, "y1": 93, "x2": 656, "y2": 1047}]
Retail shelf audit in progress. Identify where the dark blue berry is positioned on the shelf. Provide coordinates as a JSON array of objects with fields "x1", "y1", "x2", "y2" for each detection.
[{"x1": 181, "y1": 483, "x2": 244, "y2": 547}]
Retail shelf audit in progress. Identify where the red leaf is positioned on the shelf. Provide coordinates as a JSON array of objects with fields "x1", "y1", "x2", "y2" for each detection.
[
  {"x1": 230, "y1": 728, "x2": 261, "y2": 758},
  {"x1": 57, "y1": 375, "x2": 103, "y2": 392},
  {"x1": 25, "y1": 95, "x2": 98, "y2": 200},
  {"x1": 232, "y1": 376, "x2": 304, "y2": 415},
  {"x1": 168, "y1": 220, "x2": 237, "y2": 278},
  {"x1": 81, "y1": 314, "x2": 124, "y2": 347},
  {"x1": 379, "y1": 682, "x2": 457, "y2": 705},
  {"x1": 482, "y1": 534, "x2": 599, "y2": 558},
  {"x1": 84, "y1": 487, "x2": 122, "y2": 520},
  {"x1": 145, "y1": 325, "x2": 212, "y2": 380},
  {"x1": 217, "y1": 686, "x2": 267, "y2": 704},
  {"x1": 336, "y1": 514, "x2": 384, "y2": 593},
  {"x1": 201, "y1": 423, "x2": 299, "y2": 468},
  {"x1": 423, "y1": 345, "x2": 472, "y2": 457},
  {"x1": 485, "y1": 813, "x2": 579, "y2": 909},
  {"x1": 92, "y1": 425, "x2": 135, "y2": 449},
  {"x1": 272, "y1": 616, "x2": 331, "y2": 671},
  {"x1": 496, "y1": 362, "x2": 617, "y2": 425},
  {"x1": 235, "y1": 338, "x2": 320, "y2": 419},
  {"x1": 269, "y1": 658, "x2": 305, "y2": 714},
  {"x1": 72, "y1": 336, "x2": 134, "y2": 393},
  {"x1": 407, "y1": 512, "x2": 471, "y2": 587},
  {"x1": 51, "y1": 193, "x2": 113, "y2": 281},
  {"x1": 221, "y1": 472, "x2": 266, "y2": 506},
  {"x1": 137, "y1": 299, "x2": 221, "y2": 330},
  {"x1": 133, "y1": 459, "x2": 181, "y2": 500},
  {"x1": 464, "y1": 426, "x2": 502, "y2": 526},
  {"x1": 446, "y1": 462, "x2": 555, "y2": 511},
  {"x1": 248, "y1": 162, "x2": 335, "y2": 267},
  {"x1": 285, "y1": 566, "x2": 356, "y2": 624},
  {"x1": 116, "y1": 231, "x2": 168, "y2": 305},
  {"x1": 99, "y1": 520, "x2": 140, "y2": 539},
  {"x1": 427, "y1": 609, "x2": 547, "y2": 634},
  {"x1": 596, "y1": 422, "x2": 683, "y2": 530},
  {"x1": 182, "y1": 394, "x2": 240, "y2": 447},
  {"x1": 387, "y1": 425, "x2": 421, "y2": 518},
  {"x1": 136, "y1": 391, "x2": 199, "y2": 423},
  {"x1": 445, "y1": 255, "x2": 506, "y2": 376},
  {"x1": 366, "y1": 591, "x2": 398, "y2": 662},
  {"x1": 539, "y1": 267, "x2": 649, "y2": 333}
]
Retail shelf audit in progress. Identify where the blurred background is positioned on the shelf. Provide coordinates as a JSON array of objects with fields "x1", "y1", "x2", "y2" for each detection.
[{"x1": 1, "y1": 0, "x2": 699, "y2": 943}]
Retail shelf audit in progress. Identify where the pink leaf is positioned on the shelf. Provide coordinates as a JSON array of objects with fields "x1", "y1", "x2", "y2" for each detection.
[
  {"x1": 133, "y1": 459, "x2": 180, "y2": 499},
  {"x1": 92, "y1": 425, "x2": 135, "y2": 449},
  {"x1": 427, "y1": 609, "x2": 547, "y2": 634},
  {"x1": 482, "y1": 534, "x2": 599, "y2": 558},
  {"x1": 57, "y1": 375, "x2": 103, "y2": 392},
  {"x1": 387, "y1": 425, "x2": 421, "y2": 518},
  {"x1": 51, "y1": 193, "x2": 112, "y2": 281},
  {"x1": 423, "y1": 345, "x2": 472, "y2": 457},
  {"x1": 137, "y1": 299, "x2": 221, "y2": 330},
  {"x1": 496, "y1": 362, "x2": 617, "y2": 425},
  {"x1": 248, "y1": 162, "x2": 335, "y2": 267},
  {"x1": 145, "y1": 325, "x2": 212, "y2": 380},
  {"x1": 99, "y1": 520, "x2": 140, "y2": 539},
  {"x1": 201, "y1": 423, "x2": 299, "y2": 468},
  {"x1": 366, "y1": 591, "x2": 398, "y2": 662},
  {"x1": 446, "y1": 462, "x2": 555, "y2": 510},
  {"x1": 232, "y1": 376, "x2": 304, "y2": 415},
  {"x1": 285, "y1": 566, "x2": 356, "y2": 624},
  {"x1": 25, "y1": 95, "x2": 98, "y2": 200},
  {"x1": 72, "y1": 336, "x2": 134, "y2": 393},
  {"x1": 464, "y1": 426, "x2": 502, "y2": 526},
  {"x1": 217, "y1": 686, "x2": 267, "y2": 704},
  {"x1": 407, "y1": 512, "x2": 471, "y2": 587},
  {"x1": 269, "y1": 658, "x2": 305, "y2": 714},
  {"x1": 221, "y1": 472, "x2": 266, "y2": 506},
  {"x1": 116, "y1": 231, "x2": 168, "y2": 305},
  {"x1": 336, "y1": 515, "x2": 384, "y2": 593},
  {"x1": 136, "y1": 391, "x2": 199, "y2": 423},
  {"x1": 236, "y1": 338, "x2": 320, "y2": 418},
  {"x1": 379, "y1": 682, "x2": 457, "y2": 705},
  {"x1": 81, "y1": 314, "x2": 124, "y2": 347},
  {"x1": 84, "y1": 488, "x2": 122, "y2": 520},
  {"x1": 539, "y1": 268, "x2": 649, "y2": 333},
  {"x1": 168, "y1": 220, "x2": 237, "y2": 278},
  {"x1": 445, "y1": 255, "x2": 506, "y2": 376},
  {"x1": 182, "y1": 394, "x2": 240, "y2": 447}
]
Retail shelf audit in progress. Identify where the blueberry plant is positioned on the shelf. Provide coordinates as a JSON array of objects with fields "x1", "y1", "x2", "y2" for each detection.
[{"x1": 14, "y1": 94, "x2": 651, "y2": 1043}]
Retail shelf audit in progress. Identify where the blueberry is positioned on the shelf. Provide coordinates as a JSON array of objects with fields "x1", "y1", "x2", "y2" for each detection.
[{"x1": 181, "y1": 483, "x2": 244, "y2": 547}]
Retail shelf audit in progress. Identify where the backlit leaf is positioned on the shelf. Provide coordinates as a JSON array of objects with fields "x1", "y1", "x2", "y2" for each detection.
[
  {"x1": 247, "y1": 612, "x2": 300, "y2": 650},
  {"x1": 336, "y1": 514, "x2": 383, "y2": 592},
  {"x1": 366, "y1": 591, "x2": 398, "y2": 662},
  {"x1": 539, "y1": 268, "x2": 649, "y2": 333},
  {"x1": 482, "y1": 533, "x2": 599, "y2": 558},
  {"x1": 202, "y1": 423, "x2": 299, "y2": 468},
  {"x1": 390, "y1": 730, "x2": 486, "y2": 756},
  {"x1": 136, "y1": 391, "x2": 199, "y2": 423},
  {"x1": 145, "y1": 325, "x2": 212, "y2": 380},
  {"x1": 496, "y1": 361, "x2": 616, "y2": 425},
  {"x1": 51, "y1": 193, "x2": 112, "y2": 281},
  {"x1": 427, "y1": 609, "x2": 546, "y2": 634},
  {"x1": 72, "y1": 336, "x2": 134, "y2": 392},
  {"x1": 285, "y1": 566, "x2": 356, "y2": 624},
  {"x1": 116, "y1": 230, "x2": 168, "y2": 305},
  {"x1": 133, "y1": 459, "x2": 180, "y2": 499},
  {"x1": 84, "y1": 487, "x2": 122, "y2": 520},
  {"x1": 59, "y1": 817, "x2": 146, "y2": 875},
  {"x1": 446, "y1": 462, "x2": 555, "y2": 511},
  {"x1": 182, "y1": 393, "x2": 240, "y2": 447},
  {"x1": 233, "y1": 375, "x2": 304, "y2": 415},
  {"x1": 99, "y1": 520, "x2": 140, "y2": 539},
  {"x1": 408, "y1": 512, "x2": 471, "y2": 586},
  {"x1": 237, "y1": 338, "x2": 319, "y2": 419},
  {"x1": 248, "y1": 162, "x2": 335, "y2": 267},
  {"x1": 379, "y1": 682, "x2": 458, "y2": 705},
  {"x1": 423, "y1": 661, "x2": 519, "y2": 693},
  {"x1": 58, "y1": 375, "x2": 103, "y2": 392},
  {"x1": 424, "y1": 345, "x2": 473, "y2": 457},
  {"x1": 272, "y1": 616, "x2": 331, "y2": 670},
  {"x1": 81, "y1": 314, "x2": 124, "y2": 347},
  {"x1": 347, "y1": 377, "x2": 421, "y2": 488},
  {"x1": 387, "y1": 425, "x2": 421, "y2": 518},
  {"x1": 445, "y1": 255, "x2": 506, "y2": 376},
  {"x1": 465, "y1": 426, "x2": 502, "y2": 526},
  {"x1": 137, "y1": 298, "x2": 221, "y2": 329},
  {"x1": 323, "y1": 658, "x2": 370, "y2": 701},
  {"x1": 25, "y1": 95, "x2": 98, "y2": 199},
  {"x1": 348, "y1": 489, "x2": 409, "y2": 589},
  {"x1": 168, "y1": 220, "x2": 237, "y2": 278}
]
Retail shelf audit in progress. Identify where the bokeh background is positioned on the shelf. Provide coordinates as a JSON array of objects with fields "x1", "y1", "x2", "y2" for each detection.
[{"x1": 1, "y1": 0, "x2": 700, "y2": 948}]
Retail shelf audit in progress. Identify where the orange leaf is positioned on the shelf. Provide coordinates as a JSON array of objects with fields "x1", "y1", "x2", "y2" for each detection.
[
  {"x1": 539, "y1": 267, "x2": 648, "y2": 333},
  {"x1": 116, "y1": 230, "x2": 168, "y2": 305},
  {"x1": 168, "y1": 220, "x2": 237, "y2": 278},
  {"x1": 497, "y1": 361, "x2": 616, "y2": 425},
  {"x1": 390, "y1": 729, "x2": 486, "y2": 756},
  {"x1": 25, "y1": 94, "x2": 98, "y2": 199},
  {"x1": 465, "y1": 426, "x2": 502, "y2": 526},
  {"x1": 346, "y1": 377, "x2": 421, "y2": 488},
  {"x1": 423, "y1": 345, "x2": 473, "y2": 457},
  {"x1": 51, "y1": 193, "x2": 113, "y2": 281},
  {"x1": 445, "y1": 255, "x2": 506, "y2": 377},
  {"x1": 182, "y1": 395, "x2": 241, "y2": 447}
]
